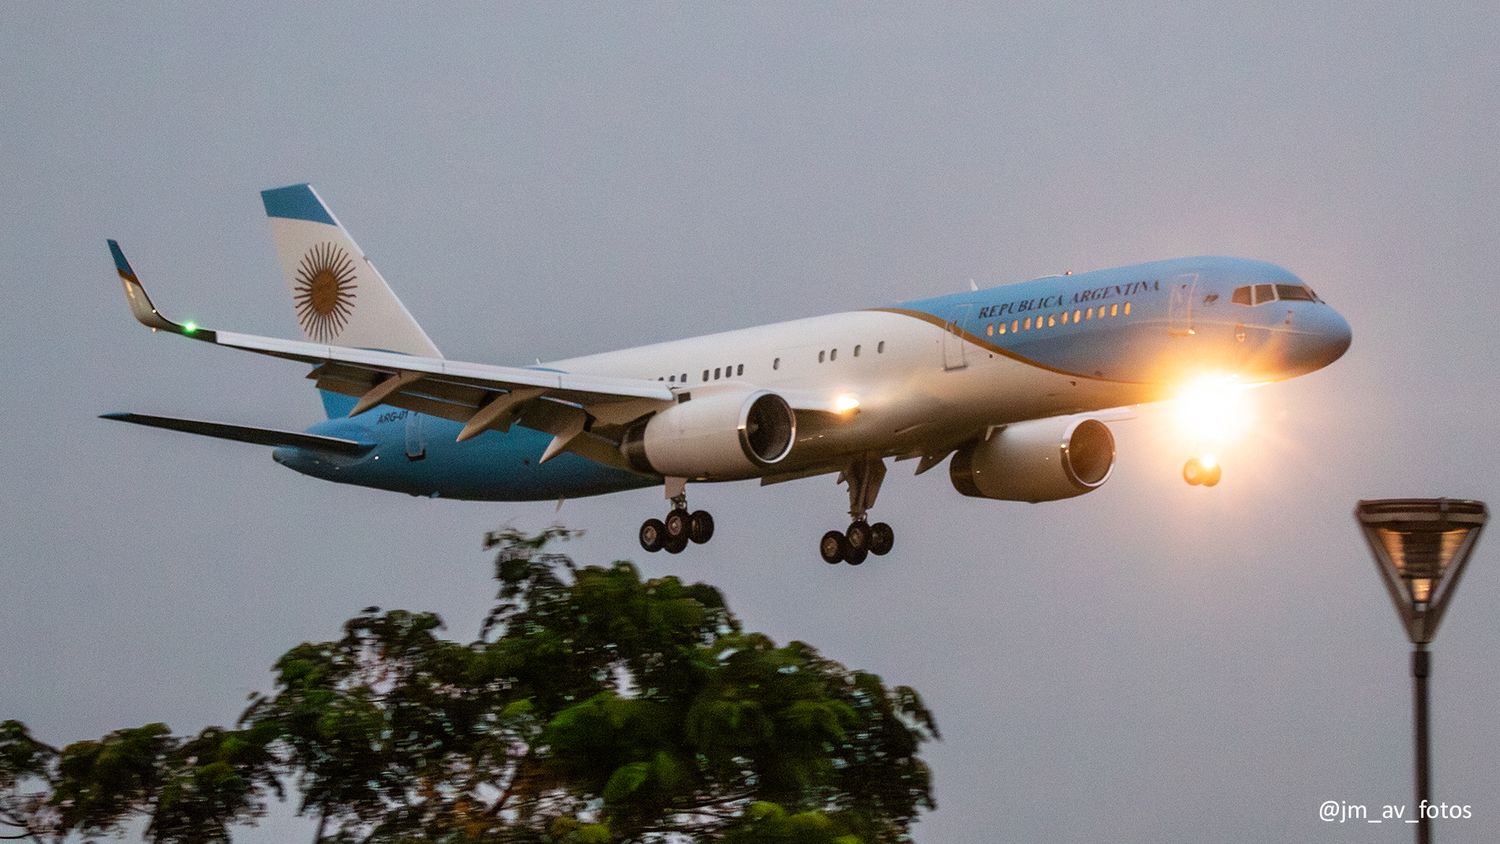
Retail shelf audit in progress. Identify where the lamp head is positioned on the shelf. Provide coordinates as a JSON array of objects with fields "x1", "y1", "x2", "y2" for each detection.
[{"x1": 1355, "y1": 498, "x2": 1488, "y2": 644}]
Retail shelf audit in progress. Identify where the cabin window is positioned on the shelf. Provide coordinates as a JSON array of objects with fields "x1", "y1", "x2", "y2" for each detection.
[
  {"x1": 830, "y1": 348, "x2": 838, "y2": 361},
  {"x1": 854, "y1": 344, "x2": 861, "y2": 357},
  {"x1": 1047, "y1": 314, "x2": 1056, "y2": 328},
  {"x1": 997, "y1": 322, "x2": 1007, "y2": 335},
  {"x1": 1073, "y1": 309, "x2": 1082, "y2": 323},
  {"x1": 1011, "y1": 319, "x2": 1019, "y2": 332},
  {"x1": 702, "y1": 369, "x2": 709, "y2": 381},
  {"x1": 986, "y1": 323, "x2": 994, "y2": 336},
  {"x1": 736, "y1": 363, "x2": 744, "y2": 376},
  {"x1": 681, "y1": 373, "x2": 687, "y2": 382},
  {"x1": 1023, "y1": 316, "x2": 1032, "y2": 330},
  {"x1": 1060, "y1": 312, "x2": 1069, "y2": 325},
  {"x1": 1085, "y1": 307, "x2": 1094, "y2": 320},
  {"x1": 773, "y1": 357, "x2": 780, "y2": 370},
  {"x1": 1123, "y1": 302, "x2": 1132, "y2": 315},
  {"x1": 819, "y1": 351, "x2": 825, "y2": 363},
  {"x1": 714, "y1": 367, "x2": 721, "y2": 379},
  {"x1": 1109, "y1": 304, "x2": 1119, "y2": 317},
  {"x1": 877, "y1": 341, "x2": 885, "y2": 353}
]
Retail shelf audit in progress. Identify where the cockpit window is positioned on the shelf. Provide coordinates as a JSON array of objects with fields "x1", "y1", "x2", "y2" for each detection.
[{"x1": 1232, "y1": 282, "x2": 1323, "y2": 306}]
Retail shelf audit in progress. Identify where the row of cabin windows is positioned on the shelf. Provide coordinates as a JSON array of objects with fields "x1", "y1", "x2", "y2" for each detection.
[
  {"x1": 816, "y1": 339, "x2": 885, "y2": 365},
  {"x1": 654, "y1": 340, "x2": 890, "y2": 384},
  {"x1": 1231, "y1": 283, "x2": 1320, "y2": 306},
  {"x1": 983, "y1": 301, "x2": 1132, "y2": 337},
  {"x1": 657, "y1": 363, "x2": 745, "y2": 383}
]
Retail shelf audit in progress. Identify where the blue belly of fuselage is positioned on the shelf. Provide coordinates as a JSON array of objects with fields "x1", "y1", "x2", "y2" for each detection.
[{"x1": 273, "y1": 411, "x2": 656, "y2": 501}]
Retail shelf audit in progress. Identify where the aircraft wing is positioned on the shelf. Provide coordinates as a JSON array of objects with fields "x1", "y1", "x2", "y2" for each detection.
[
  {"x1": 109, "y1": 241, "x2": 674, "y2": 455},
  {"x1": 100, "y1": 412, "x2": 375, "y2": 454}
]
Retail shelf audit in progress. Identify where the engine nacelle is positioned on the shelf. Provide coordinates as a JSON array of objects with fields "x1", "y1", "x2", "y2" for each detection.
[
  {"x1": 950, "y1": 416, "x2": 1115, "y2": 502},
  {"x1": 624, "y1": 388, "x2": 796, "y2": 480}
]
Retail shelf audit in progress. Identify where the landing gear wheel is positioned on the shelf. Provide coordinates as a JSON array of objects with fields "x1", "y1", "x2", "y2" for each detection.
[
  {"x1": 664, "y1": 532, "x2": 689, "y2": 554},
  {"x1": 844, "y1": 544, "x2": 868, "y2": 566},
  {"x1": 846, "y1": 521, "x2": 872, "y2": 554},
  {"x1": 1202, "y1": 464, "x2": 1222, "y2": 487},
  {"x1": 1182, "y1": 458, "x2": 1204, "y2": 486},
  {"x1": 820, "y1": 530, "x2": 849, "y2": 564},
  {"x1": 639, "y1": 518, "x2": 666, "y2": 553},
  {"x1": 869, "y1": 522, "x2": 894, "y2": 556},
  {"x1": 664, "y1": 508, "x2": 691, "y2": 543},
  {"x1": 688, "y1": 510, "x2": 715, "y2": 544}
]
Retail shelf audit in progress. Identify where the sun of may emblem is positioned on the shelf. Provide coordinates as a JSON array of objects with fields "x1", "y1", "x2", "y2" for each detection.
[{"x1": 293, "y1": 242, "x2": 358, "y2": 341}]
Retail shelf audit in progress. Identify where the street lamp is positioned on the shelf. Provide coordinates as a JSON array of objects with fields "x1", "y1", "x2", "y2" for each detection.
[{"x1": 1355, "y1": 498, "x2": 1488, "y2": 844}]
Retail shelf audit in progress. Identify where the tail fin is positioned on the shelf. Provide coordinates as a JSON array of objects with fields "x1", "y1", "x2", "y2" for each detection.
[{"x1": 261, "y1": 184, "x2": 443, "y2": 358}]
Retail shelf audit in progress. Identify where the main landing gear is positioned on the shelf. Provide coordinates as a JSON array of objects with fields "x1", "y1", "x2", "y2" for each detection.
[
  {"x1": 1182, "y1": 456, "x2": 1222, "y2": 487},
  {"x1": 640, "y1": 478, "x2": 715, "y2": 554},
  {"x1": 820, "y1": 457, "x2": 895, "y2": 565}
]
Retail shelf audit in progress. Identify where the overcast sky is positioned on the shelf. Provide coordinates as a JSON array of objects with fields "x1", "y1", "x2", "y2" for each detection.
[{"x1": 4, "y1": 3, "x2": 1499, "y2": 842}]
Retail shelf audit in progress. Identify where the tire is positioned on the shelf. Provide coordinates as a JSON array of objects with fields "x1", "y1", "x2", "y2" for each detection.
[
  {"x1": 819, "y1": 530, "x2": 848, "y2": 564},
  {"x1": 846, "y1": 521, "x2": 872, "y2": 553},
  {"x1": 1182, "y1": 458, "x2": 1203, "y2": 486},
  {"x1": 664, "y1": 508, "x2": 691, "y2": 541},
  {"x1": 869, "y1": 522, "x2": 894, "y2": 556},
  {"x1": 689, "y1": 510, "x2": 715, "y2": 544},
  {"x1": 639, "y1": 518, "x2": 666, "y2": 553},
  {"x1": 845, "y1": 545, "x2": 868, "y2": 566},
  {"x1": 665, "y1": 532, "x2": 689, "y2": 554}
]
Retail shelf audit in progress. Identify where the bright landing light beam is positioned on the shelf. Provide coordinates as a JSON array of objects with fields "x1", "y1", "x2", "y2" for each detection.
[{"x1": 1171, "y1": 374, "x2": 1257, "y2": 459}]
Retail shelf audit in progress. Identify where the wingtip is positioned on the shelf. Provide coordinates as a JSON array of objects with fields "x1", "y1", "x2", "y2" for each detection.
[{"x1": 108, "y1": 239, "x2": 136, "y2": 280}]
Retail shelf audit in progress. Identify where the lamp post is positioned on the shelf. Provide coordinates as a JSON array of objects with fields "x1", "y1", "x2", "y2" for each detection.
[{"x1": 1354, "y1": 498, "x2": 1488, "y2": 844}]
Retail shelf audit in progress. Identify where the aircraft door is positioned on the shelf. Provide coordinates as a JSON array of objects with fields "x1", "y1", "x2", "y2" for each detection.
[
  {"x1": 943, "y1": 304, "x2": 971, "y2": 370},
  {"x1": 405, "y1": 412, "x2": 426, "y2": 460},
  {"x1": 1168, "y1": 274, "x2": 1198, "y2": 336}
]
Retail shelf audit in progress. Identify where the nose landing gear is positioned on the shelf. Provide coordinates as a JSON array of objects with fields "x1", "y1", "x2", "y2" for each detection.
[
  {"x1": 640, "y1": 478, "x2": 715, "y2": 554},
  {"x1": 819, "y1": 458, "x2": 895, "y2": 565},
  {"x1": 1182, "y1": 456, "x2": 1222, "y2": 487}
]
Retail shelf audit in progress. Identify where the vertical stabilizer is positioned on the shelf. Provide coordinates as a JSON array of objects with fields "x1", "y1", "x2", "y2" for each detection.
[{"x1": 261, "y1": 184, "x2": 443, "y2": 358}]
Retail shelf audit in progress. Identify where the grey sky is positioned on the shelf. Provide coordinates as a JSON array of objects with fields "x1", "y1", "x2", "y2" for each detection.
[{"x1": 3, "y1": 2, "x2": 1498, "y2": 841}]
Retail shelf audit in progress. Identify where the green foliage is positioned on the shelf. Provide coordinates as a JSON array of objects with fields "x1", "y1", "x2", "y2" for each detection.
[{"x1": 1, "y1": 528, "x2": 937, "y2": 842}]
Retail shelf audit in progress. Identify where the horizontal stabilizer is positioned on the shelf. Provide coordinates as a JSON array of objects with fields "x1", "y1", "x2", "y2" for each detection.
[{"x1": 101, "y1": 412, "x2": 374, "y2": 454}]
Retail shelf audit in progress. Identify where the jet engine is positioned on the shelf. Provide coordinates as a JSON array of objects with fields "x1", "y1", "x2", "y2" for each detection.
[
  {"x1": 949, "y1": 416, "x2": 1115, "y2": 502},
  {"x1": 624, "y1": 388, "x2": 796, "y2": 480}
]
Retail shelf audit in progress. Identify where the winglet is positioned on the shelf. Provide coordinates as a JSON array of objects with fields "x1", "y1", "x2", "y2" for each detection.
[{"x1": 107, "y1": 240, "x2": 213, "y2": 339}]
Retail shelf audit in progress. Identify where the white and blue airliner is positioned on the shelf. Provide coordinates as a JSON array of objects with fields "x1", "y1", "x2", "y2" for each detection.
[{"x1": 106, "y1": 184, "x2": 1351, "y2": 564}]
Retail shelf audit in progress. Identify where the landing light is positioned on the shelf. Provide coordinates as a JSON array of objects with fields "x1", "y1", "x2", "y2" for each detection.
[
  {"x1": 834, "y1": 394, "x2": 861, "y2": 414},
  {"x1": 1172, "y1": 374, "x2": 1254, "y2": 446}
]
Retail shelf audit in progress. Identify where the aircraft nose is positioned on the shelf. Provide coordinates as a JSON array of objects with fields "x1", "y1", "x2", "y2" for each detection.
[{"x1": 1322, "y1": 307, "x2": 1353, "y2": 362}]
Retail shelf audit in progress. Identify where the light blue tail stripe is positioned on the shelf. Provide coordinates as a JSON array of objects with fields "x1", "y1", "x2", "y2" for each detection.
[{"x1": 261, "y1": 184, "x2": 336, "y2": 225}]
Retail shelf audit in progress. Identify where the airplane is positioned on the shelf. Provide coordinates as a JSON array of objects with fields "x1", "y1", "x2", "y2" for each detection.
[{"x1": 104, "y1": 184, "x2": 1352, "y2": 564}]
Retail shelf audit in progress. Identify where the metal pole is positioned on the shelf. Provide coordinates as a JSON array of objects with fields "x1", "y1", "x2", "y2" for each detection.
[{"x1": 1412, "y1": 644, "x2": 1431, "y2": 844}]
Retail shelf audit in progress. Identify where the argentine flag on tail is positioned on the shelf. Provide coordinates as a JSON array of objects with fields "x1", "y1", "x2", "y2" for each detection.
[{"x1": 261, "y1": 184, "x2": 442, "y2": 359}]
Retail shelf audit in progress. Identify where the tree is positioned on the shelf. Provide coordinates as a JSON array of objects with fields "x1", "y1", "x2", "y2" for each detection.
[{"x1": 1, "y1": 528, "x2": 938, "y2": 842}]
